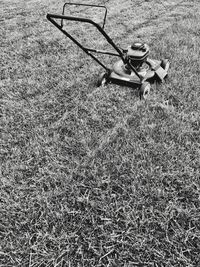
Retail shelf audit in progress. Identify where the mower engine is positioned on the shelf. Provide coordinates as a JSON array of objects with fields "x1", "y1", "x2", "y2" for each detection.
[{"x1": 124, "y1": 42, "x2": 149, "y2": 71}]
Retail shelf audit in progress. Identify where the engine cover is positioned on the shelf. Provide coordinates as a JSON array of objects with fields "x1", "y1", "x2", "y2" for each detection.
[{"x1": 126, "y1": 42, "x2": 150, "y2": 69}]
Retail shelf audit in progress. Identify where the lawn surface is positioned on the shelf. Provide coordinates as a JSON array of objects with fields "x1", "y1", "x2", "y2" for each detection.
[{"x1": 1, "y1": 0, "x2": 200, "y2": 266}]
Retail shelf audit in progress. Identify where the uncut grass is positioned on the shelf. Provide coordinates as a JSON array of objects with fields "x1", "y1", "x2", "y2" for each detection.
[{"x1": 1, "y1": 0, "x2": 200, "y2": 266}]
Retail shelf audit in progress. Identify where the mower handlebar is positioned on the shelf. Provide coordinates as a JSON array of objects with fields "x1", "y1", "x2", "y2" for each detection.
[{"x1": 46, "y1": 13, "x2": 123, "y2": 59}]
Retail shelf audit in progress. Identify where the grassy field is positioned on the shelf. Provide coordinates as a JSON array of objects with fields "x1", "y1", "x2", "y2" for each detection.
[{"x1": 1, "y1": 0, "x2": 200, "y2": 266}]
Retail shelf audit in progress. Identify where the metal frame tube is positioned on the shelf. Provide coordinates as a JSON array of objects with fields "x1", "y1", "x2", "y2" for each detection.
[
  {"x1": 46, "y1": 13, "x2": 142, "y2": 81},
  {"x1": 46, "y1": 14, "x2": 124, "y2": 70}
]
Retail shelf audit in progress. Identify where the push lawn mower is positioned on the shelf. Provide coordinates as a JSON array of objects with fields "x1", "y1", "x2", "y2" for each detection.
[{"x1": 47, "y1": 3, "x2": 170, "y2": 99}]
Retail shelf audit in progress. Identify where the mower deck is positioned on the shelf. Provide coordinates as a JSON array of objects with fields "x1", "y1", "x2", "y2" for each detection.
[{"x1": 102, "y1": 58, "x2": 170, "y2": 87}]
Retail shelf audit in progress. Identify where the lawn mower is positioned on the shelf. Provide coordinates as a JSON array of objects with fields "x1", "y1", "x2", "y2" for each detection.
[{"x1": 46, "y1": 2, "x2": 170, "y2": 99}]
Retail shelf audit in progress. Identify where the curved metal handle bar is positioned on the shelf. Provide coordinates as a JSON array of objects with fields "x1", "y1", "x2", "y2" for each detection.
[
  {"x1": 61, "y1": 3, "x2": 107, "y2": 30},
  {"x1": 46, "y1": 13, "x2": 124, "y2": 71},
  {"x1": 46, "y1": 13, "x2": 141, "y2": 80}
]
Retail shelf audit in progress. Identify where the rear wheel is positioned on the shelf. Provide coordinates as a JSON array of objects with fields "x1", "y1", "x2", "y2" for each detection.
[
  {"x1": 97, "y1": 72, "x2": 109, "y2": 87},
  {"x1": 139, "y1": 82, "x2": 151, "y2": 100}
]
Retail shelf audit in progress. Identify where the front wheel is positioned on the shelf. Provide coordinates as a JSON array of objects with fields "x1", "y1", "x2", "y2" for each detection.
[{"x1": 139, "y1": 82, "x2": 151, "y2": 100}]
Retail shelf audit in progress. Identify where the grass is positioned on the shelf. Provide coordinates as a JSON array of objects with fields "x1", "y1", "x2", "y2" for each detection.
[{"x1": 1, "y1": 0, "x2": 200, "y2": 266}]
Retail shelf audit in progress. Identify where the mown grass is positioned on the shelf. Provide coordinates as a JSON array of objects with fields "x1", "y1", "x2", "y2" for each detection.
[{"x1": 1, "y1": 0, "x2": 200, "y2": 266}]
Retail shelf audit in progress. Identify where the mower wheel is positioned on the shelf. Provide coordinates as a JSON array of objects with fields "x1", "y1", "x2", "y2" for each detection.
[
  {"x1": 140, "y1": 82, "x2": 151, "y2": 100},
  {"x1": 97, "y1": 72, "x2": 109, "y2": 87}
]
